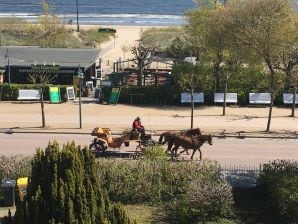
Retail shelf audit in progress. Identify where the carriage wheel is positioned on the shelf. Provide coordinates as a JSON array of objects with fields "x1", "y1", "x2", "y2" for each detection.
[
  {"x1": 134, "y1": 144, "x2": 146, "y2": 160},
  {"x1": 89, "y1": 141, "x2": 106, "y2": 153}
]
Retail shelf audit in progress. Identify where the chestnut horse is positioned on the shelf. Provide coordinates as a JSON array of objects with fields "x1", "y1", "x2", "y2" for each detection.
[
  {"x1": 158, "y1": 128, "x2": 202, "y2": 153},
  {"x1": 158, "y1": 128, "x2": 202, "y2": 144},
  {"x1": 171, "y1": 134, "x2": 213, "y2": 160}
]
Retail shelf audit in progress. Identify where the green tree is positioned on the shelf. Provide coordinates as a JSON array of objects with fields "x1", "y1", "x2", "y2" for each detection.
[
  {"x1": 273, "y1": 13, "x2": 298, "y2": 117},
  {"x1": 166, "y1": 36, "x2": 192, "y2": 64},
  {"x1": 186, "y1": 0, "x2": 231, "y2": 92},
  {"x1": 227, "y1": 0, "x2": 293, "y2": 131},
  {"x1": 14, "y1": 141, "x2": 133, "y2": 224},
  {"x1": 172, "y1": 63, "x2": 200, "y2": 128}
]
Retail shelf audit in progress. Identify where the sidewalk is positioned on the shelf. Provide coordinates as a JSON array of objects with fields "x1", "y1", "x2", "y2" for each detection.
[{"x1": 1, "y1": 100, "x2": 298, "y2": 138}]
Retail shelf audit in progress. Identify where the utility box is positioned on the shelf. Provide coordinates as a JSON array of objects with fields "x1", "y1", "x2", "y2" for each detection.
[
  {"x1": 17, "y1": 177, "x2": 28, "y2": 202},
  {"x1": 1, "y1": 179, "x2": 16, "y2": 207}
]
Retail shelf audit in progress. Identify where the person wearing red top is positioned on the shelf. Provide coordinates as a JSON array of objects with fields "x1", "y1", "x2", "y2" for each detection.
[{"x1": 133, "y1": 116, "x2": 145, "y2": 137}]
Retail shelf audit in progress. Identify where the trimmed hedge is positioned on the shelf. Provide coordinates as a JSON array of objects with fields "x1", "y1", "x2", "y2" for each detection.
[
  {"x1": 101, "y1": 86, "x2": 286, "y2": 106},
  {"x1": 1, "y1": 83, "x2": 287, "y2": 106},
  {"x1": 0, "y1": 84, "x2": 76, "y2": 102}
]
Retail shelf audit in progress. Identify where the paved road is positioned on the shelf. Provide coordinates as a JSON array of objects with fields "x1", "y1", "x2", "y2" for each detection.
[{"x1": 1, "y1": 133, "x2": 297, "y2": 166}]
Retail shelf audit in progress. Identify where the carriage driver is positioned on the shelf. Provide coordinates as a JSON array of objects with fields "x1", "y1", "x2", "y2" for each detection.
[{"x1": 132, "y1": 116, "x2": 145, "y2": 137}]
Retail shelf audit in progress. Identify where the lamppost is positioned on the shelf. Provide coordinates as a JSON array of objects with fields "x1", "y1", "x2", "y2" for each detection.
[
  {"x1": 77, "y1": 66, "x2": 84, "y2": 128},
  {"x1": 4, "y1": 49, "x2": 10, "y2": 84},
  {"x1": 75, "y1": 0, "x2": 80, "y2": 32}
]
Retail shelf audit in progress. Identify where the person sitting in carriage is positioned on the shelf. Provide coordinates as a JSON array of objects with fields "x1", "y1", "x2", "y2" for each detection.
[{"x1": 132, "y1": 116, "x2": 145, "y2": 138}]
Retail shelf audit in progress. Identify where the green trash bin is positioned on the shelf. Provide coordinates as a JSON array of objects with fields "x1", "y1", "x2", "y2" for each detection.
[{"x1": 1, "y1": 179, "x2": 16, "y2": 207}]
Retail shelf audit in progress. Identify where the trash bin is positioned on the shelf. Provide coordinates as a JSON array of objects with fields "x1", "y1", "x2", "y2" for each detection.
[
  {"x1": 83, "y1": 87, "x2": 90, "y2": 97},
  {"x1": 17, "y1": 177, "x2": 28, "y2": 202},
  {"x1": 95, "y1": 88, "x2": 103, "y2": 104},
  {"x1": 1, "y1": 179, "x2": 16, "y2": 207}
]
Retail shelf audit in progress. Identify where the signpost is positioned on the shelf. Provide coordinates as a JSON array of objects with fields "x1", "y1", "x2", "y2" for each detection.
[
  {"x1": 66, "y1": 87, "x2": 75, "y2": 100},
  {"x1": 49, "y1": 86, "x2": 61, "y2": 103},
  {"x1": 109, "y1": 87, "x2": 121, "y2": 104}
]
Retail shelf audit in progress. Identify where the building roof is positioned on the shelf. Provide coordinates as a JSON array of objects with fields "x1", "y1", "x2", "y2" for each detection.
[{"x1": 0, "y1": 46, "x2": 100, "y2": 69}]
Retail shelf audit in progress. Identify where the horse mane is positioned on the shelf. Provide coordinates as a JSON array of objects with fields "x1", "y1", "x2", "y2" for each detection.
[
  {"x1": 198, "y1": 134, "x2": 212, "y2": 142},
  {"x1": 185, "y1": 128, "x2": 202, "y2": 136}
]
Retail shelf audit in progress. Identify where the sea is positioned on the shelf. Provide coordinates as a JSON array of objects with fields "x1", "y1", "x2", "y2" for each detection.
[{"x1": 0, "y1": 0, "x2": 197, "y2": 26}]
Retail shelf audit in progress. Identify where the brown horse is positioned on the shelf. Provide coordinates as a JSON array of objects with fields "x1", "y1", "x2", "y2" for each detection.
[
  {"x1": 171, "y1": 134, "x2": 213, "y2": 160},
  {"x1": 158, "y1": 128, "x2": 202, "y2": 153},
  {"x1": 158, "y1": 128, "x2": 202, "y2": 145}
]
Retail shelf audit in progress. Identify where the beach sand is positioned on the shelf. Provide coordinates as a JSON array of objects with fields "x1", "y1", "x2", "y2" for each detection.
[{"x1": 67, "y1": 24, "x2": 173, "y2": 74}]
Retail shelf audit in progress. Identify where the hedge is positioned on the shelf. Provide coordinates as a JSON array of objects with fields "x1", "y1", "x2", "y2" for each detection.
[
  {"x1": 0, "y1": 84, "x2": 76, "y2": 102},
  {"x1": 101, "y1": 86, "x2": 287, "y2": 106},
  {"x1": 1, "y1": 84, "x2": 288, "y2": 106}
]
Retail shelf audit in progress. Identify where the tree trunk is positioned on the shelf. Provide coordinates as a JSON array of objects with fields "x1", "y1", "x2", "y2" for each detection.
[
  {"x1": 266, "y1": 96, "x2": 273, "y2": 132},
  {"x1": 137, "y1": 61, "x2": 143, "y2": 86},
  {"x1": 265, "y1": 59, "x2": 276, "y2": 132},
  {"x1": 213, "y1": 51, "x2": 223, "y2": 92},
  {"x1": 191, "y1": 89, "x2": 194, "y2": 129},
  {"x1": 223, "y1": 77, "x2": 228, "y2": 116},
  {"x1": 291, "y1": 86, "x2": 296, "y2": 117},
  {"x1": 40, "y1": 89, "x2": 45, "y2": 128}
]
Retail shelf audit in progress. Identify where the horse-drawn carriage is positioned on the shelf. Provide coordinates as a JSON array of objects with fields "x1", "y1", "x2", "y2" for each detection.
[
  {"x1": 89, "y1": 127, "x2": 156, "y2": 156},
  {"x1": 89, "y1": 127, "x2": 212, "y2": 160}
]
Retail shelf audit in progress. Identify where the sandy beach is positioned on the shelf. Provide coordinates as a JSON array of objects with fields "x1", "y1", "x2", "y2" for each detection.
[{"x1": 67, "y1": 24, "x2": 175, "y2": 74}]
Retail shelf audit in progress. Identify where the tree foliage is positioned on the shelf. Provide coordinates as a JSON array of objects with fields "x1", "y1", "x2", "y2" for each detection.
[
  {"x1": 258, "y1": 160, "x2": 298, "y2": 223},
  {"x1": 14, "y1": 141, "x2": 134, "y2": 224},
  {"x1": 182, "y1": 0, "x2": 298, "y2": 128},
  {"x1": 186, "y1": 1, "x2": 231, "y2": 91},
  {"x1": 226, "y1": 0, "x2": 295, "y2": 131}
]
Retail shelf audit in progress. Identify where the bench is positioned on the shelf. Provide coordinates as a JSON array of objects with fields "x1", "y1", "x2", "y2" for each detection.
[
  {"x1": 283, "y1": 93, "x2": 298, "y2": 104},
  {"x1": 181, "y1": 92, "x2": 204, "y2": 103},
  {"x1": 17, "y1": 89, "x2": 40, "y2": 101},
  {"x1": 249, "y1": 93, "x2": 271, "y2": 104},
  {"x1": 214, "y1": 93, "x2": 237, "y2": 103}
]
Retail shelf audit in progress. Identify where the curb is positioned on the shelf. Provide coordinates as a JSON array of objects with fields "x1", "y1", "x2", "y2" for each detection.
[{"x1": 1, "y1": 130, "x2": 298, "y2": 140}]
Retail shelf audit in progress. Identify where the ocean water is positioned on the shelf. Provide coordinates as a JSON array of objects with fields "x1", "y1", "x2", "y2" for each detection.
[{"x1": 0, "y1": 0, "x2": 196, "y2": 26}]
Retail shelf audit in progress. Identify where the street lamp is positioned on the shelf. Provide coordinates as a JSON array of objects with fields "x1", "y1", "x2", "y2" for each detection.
[
  {"x1": 75, "y1": 0, "x2": 80, "y2": 32},
  {"x1": 4, "y1": 48, "x2": 10, "y2": 84},
  {"x1": 77, "y1": 66, "x2": 84, "y2": 129}
]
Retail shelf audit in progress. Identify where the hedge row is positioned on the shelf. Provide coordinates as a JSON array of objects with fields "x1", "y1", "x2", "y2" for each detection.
[
  {"x1": 0, "y1": 84, "x2": 287, "y2": 106},
  {"x1": 0, "y1": 84, "x2": 75, "y2": 101},
  {"x1": 102, "y1": 86, "x2": 285, "y2": 106}
]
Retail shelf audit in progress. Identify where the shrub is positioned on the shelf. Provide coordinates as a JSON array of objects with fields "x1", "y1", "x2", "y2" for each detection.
[
  {"x1": 0, "y1": 155, "x2": 32, "y2": 181},
  {"x1": 14, "y1": 141, "x2": 134, "y2": 224},
  {"x1": 258, "y1": 160, "x2": 298, "y2": 223},
  {"x1": 96, "y1": 159, "x2": 224, "y2": 204},
  {"x1": 142, "y1": 145, "x2": 169, "y2": 161},
  {"x1": 167, "y1": 179, "x2": 234, "y2": 223},
  {"x1": 0, "y1": 84, "x2": 73, "y2": 102}
]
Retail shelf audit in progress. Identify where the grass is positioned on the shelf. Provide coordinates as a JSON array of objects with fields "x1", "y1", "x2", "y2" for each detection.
[
  {"x1": 124, "y1": 204, "x2": 166, "y2": 224},
  {"x1": 123, "y1": 187, "x2": 271, "y2": 224},
  {"x1": 79, "y1": 29, "x2": 113, "y2": 47},
  {"x1": 0, "y1": 17, "x2": 113, "y2": 48},
  {"x1": 141, "y1": 27, "x2": 184, "y2": 51}
]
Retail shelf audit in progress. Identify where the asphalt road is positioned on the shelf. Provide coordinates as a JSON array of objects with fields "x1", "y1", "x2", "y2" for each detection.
[{"x1": 1, "y1": 133, "x2": 298, "y2": 166}]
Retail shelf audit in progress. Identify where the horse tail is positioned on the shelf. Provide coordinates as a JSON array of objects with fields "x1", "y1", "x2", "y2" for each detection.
[{"x1": 158, "y1": 133, "x2": 164, "y2": 144}]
